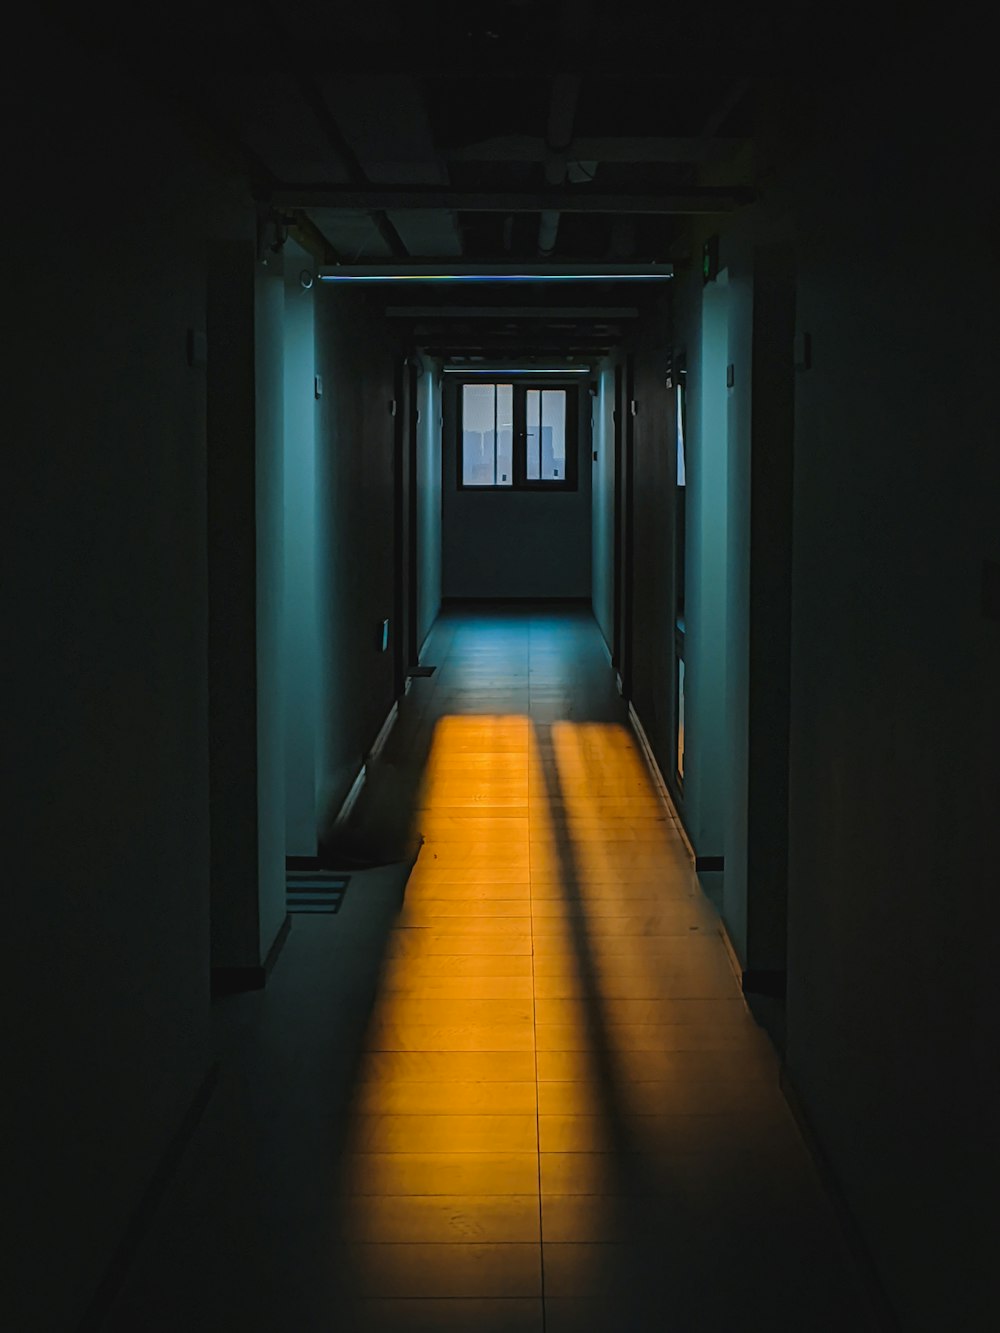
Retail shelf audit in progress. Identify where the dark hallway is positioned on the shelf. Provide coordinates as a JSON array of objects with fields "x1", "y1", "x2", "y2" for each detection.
[{"x1": 8, "y1": 9, "x2": 998, "y2": 1333}]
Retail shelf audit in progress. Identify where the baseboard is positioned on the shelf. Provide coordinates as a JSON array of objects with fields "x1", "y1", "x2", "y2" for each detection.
[
  {"x1": 627, "y1": 703, "x2": 749, "y2": 997},
  {"x1": 742, "y1": 968, "x2": 787, "y2": 999},
  {"x1": 325, "y1": 700, "x2": 398, "y2": 840},
  {"x1": 76, "y1": 1060, "x2": 221, "y2": 1332},
  {"x1": 286, "y1": 854, "x2": 322, "y2": 871},
  {"x1": 332, "y1": 761, "x2": 367, "y2": 832},
  {"x1": 368, "y1": 700, "x2": 398, "y2": 764},
  {"x1": 418, "y1": 618, "x2": 437, "y2": 663},
  {"x1": 715, "y1": 914, "x2": 747, "y2": 989},
  {"x1": 780, "y1": 1067, "x2": 903, "y2": 1333},
  {"x1": 211, "y1": 912, "x2": 291, "y2": 996},
  {"x1": 626, "y1": 702, "x2": 696, "y2": 864}
]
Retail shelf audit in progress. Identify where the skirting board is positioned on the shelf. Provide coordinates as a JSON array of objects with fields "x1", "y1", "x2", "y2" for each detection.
[
  {"x1": 368, "y1": 700, "x2": 399, "y2": 764},
  {"x1": 626, "y1": 702, "x2": 745, "y2": 992},
  {"x1": 332, "y1": 761, "x2": 367, "y2": 832},
  {"x1": 626, "y1": 702, "x2": 696, "y2": 864},
  {"x1": 418, "y1": 619, "x2": 437, "y2": 664},
  {"x1": 743, "y1": 968, "x2": 787, "y2": 1000},
  {"x1": 330, "y1": 697, "x2": 400, "y2": 836},
  {"x1": 211, "y1": 912, "x2": 292, "y2": 996},
  {"x1": 779, "y1": 1067, "x2": 903, "y2": 1333},
  {"x1": 76, "y1": 1060, "x2": 221, "y2": 1332}
]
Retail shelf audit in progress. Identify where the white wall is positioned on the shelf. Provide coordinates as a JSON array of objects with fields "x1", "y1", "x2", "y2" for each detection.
[
  {"x1": 282, "y1": 249, "x2": 319, "y2": 856},
  {"x1": 442, "y1": 380, "x2": 592, "y2": 599},
  {"x1": 684, "y1": 275, "x2": 731, "y2": 867},
  {"x1": 415, "y1": 355, "x2": 442, "y2": 650},
  {"x1": 254, "y1": 265, "x2": 288, "y2": 954},
  {"x1": 591, "y1": 364, "x2": 616, "y2": 649}
]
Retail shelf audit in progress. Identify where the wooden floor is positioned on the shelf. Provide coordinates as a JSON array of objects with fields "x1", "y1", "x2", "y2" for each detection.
[{"x1": 105, "y1": 607, "x2": 877, "y2": 1332}]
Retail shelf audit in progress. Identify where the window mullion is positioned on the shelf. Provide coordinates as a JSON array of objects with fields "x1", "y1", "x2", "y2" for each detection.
[{"x1": 541, "y1": 389, "x2": 549, "y2": 482}]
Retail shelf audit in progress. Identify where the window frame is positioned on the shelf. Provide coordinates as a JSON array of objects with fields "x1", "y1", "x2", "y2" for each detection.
[{"x1": 455, "y1": 378, "x2": 580, "y2": 492}]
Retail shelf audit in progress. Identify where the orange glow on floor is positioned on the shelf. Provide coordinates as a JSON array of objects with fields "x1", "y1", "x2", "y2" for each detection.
[{"x1": 332, "y1": 713, "x2": 761, "y2": 1308}]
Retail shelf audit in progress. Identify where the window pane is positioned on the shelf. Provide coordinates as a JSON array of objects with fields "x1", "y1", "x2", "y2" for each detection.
[
  {"x1": 526, "y1": 389, "x2": 541, "y2": 480},
  {"x1": 496, "y1": 384, "x2": 513, "y2": 486},
  {"x1": 462, "y1": 383, "x2": 495, "y2": 485},
  {"x1": 463, "y1": 383, "x2": 513, "y2": 486},
  {"x1": 540, "y1": 389, "x2": 566, "y2": 481}
]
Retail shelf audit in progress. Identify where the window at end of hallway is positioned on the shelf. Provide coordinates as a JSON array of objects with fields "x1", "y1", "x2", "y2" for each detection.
[{"x1": 459, "y1": 381, "x2": 577, "y2": 490}]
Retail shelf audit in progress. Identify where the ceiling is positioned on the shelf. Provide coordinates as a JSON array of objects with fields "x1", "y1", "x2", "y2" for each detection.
[{"x1": 85, "y1": 1, "x2": 914, "y2": 361}]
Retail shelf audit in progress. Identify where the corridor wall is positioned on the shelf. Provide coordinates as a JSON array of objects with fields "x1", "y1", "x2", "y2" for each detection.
[
  {"x1": 591, "y1": 362, "x2": 616, "y2": 650},
  {"x1": 663, "y1": 38, "x2": 999, "y2": 1332},
  {"x1": 7, "y1": 36, "x2": 253, "y2": 1331},
  {"x1": 779, "y1": 52, "x2": 998, "y2": 1333},
  {"x1": 283, "y1": 244, "x2": 320, "y2": 858},
  {"x1": 415, "y1": 355, "x2": 443, "y2": 650}
]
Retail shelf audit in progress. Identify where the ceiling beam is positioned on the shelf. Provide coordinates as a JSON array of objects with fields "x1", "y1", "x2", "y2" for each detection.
[
  {"x1": 256, "y1": 2, "x2": 410, "y2": 259},
  {"x1": 280, "y1": 42, "x2": 783, "y2": 77},
  {"x1": 280, "y1": 185, "x2": 753, "y2": 213},
  {"x1": 445, "y1": 135, "x2": 744, "y2": 164}
]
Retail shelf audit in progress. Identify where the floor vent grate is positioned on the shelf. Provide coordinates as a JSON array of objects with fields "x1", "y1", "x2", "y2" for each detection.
[{"x1": 286, "y1": 871, "x2": 349, "y2": 914}]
